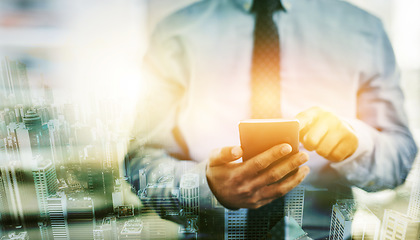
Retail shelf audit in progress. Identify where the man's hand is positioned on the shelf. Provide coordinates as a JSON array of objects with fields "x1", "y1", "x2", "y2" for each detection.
[
  {"x1": 296, "y1": 107, "x2": 358, "y2": 162},
  {"x1": 206, "y1": 144, "x2": 309, "y2": 209}
]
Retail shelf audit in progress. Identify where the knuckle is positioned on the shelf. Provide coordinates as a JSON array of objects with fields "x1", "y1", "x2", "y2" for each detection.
[
  {"x1": 288, "y1": 160, "x2": 299, "y2": 171},
  {"x1": 253, "y1": 158, "x2": 265, "y2": 170},
  {"x1": 306, "y1": 135, "x2": 318, "y2": 147},
  {"x1": 237, "y1": 186, "x2": 253, "y2": 197},
  {"x1": 269, "y1": 171, "x2": 281, "y2": 183},
  {"x1": 316, "y1": 148, "x2": 328, "y2": 157},
  {"x1": 328, "y1": 151, "x2": 343, "y2": 162},
  {"x1": 249, "y1": 195, "x2": 260, "y2": 205},
  {"x1": 269, "y1": 148, "x2": 281, "y2": 160}
]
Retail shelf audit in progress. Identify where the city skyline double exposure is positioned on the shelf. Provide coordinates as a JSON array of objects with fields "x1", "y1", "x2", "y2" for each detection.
[{"x1": 0, "y1": 0, "x2": 420, "y2": 239}]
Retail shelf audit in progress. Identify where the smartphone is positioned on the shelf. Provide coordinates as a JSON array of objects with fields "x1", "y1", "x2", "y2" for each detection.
[{"x1": 239, "y1": 119, "x2": 299, "y2": 161}]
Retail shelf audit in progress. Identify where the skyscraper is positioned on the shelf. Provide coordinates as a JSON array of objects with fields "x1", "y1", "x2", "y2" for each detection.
[
  {"x1": 225, "y1": 208, "x2": 247, "y2": 240},
  {"x1": 47, "y1": 193, "x2": 69, "y2": 239},
  {"x1": 284, "y1": 186, "x2": 305, "y2": 227},
  {"x1": 180, "y1": 173, "x2": 199, "y2": 217},
  {"x1": 329, "y1": 200, "x2": 355, "y2": 240},
  {"x1": 140, "y1": 183, "x2": 180, "y2": 239},
  {"x1": 32, "y1": 157, "x2": 58, "y2": 219},
  {"x1": 22, "y1": 109, "x2": 51, "y2": 161},
  {"x1": 67, "y1": 195, "x2": 96, "y2": 240},
  {"x1": 381, "y1": 209, "x2": 420, "y2": 240},
  {"x1": 14, "y1": 124, "x2": 32, "y2": 168},
  {"x1": 0, "y1": 161, "x2": 27, "y2": 227},
  {"x1": 47, "y1": 119, "x2": 66, "y2": 170}
]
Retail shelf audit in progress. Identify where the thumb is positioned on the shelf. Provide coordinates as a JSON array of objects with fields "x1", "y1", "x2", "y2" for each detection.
[{"x1": 208, "y1": 146, "x2": 243, "y2": 167}]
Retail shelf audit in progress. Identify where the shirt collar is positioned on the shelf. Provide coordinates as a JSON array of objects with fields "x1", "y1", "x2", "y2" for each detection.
[{"x1": 234, "y1": 0, "x2": 291, "y2": 12}]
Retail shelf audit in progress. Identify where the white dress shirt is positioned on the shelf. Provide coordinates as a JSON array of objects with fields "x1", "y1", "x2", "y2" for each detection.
[{"x1": 129, "y1": 0, "x2": 417, "y2": 237}]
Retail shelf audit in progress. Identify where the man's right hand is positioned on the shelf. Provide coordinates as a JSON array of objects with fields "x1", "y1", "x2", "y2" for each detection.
[{"x1": 206, "y1": 144, "x2": 310, "y2": 209}]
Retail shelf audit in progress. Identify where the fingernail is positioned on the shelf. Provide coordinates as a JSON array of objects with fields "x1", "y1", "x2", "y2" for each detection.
[
  {"x1": 281, "y1": 144, "x2": 292, "y2": 155},
  {"x1": 300, "y1": 153, "x2": 308, "y2": 163},
  {"x1": 231, "y1": 146, "x2": 242, "y2": 158}
]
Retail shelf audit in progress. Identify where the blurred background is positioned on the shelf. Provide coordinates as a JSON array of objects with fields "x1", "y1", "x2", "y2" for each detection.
[{"x1": 0, "y1": 0, "x2": 419, "y2": 239}]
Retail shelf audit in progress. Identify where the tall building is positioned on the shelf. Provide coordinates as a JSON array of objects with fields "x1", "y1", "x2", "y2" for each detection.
[
  {"x1": 329, "y1": 200, "x2": 356, "y2": 240},
  {"x1": 104, "y1": 138, "x2": 125, "y2": 179},
  {"x1": 327, "y1": 200, "x2": 381, "y2": 240},
  {"x1": 140, "y1": 183, "x2": 180, "y2": 239},
  {"x1": 22, "y1": 109, "x2": 51, "y2": 162},
  {"x1": 47, "y1": 193, "x2": 69, "y2": 239},
  {"x1": 284, "y1": 186, "x2": 305, "y2": 227},
  {"x1": 14, "y1": 124, "x2": 32, "y2": 168},
  {"x1": 67, "y1": 196, "x2": 96, "y2": 240},
  {"x1": 180, "y1": 173, "x2": 199, "y2": 217},
  {"x1": 32, "y1": 157, "x2": 58, "y2": 219},
  {"x1": 381, "y1": 209, "x2": 420, "y2": 240},
  {"x1": 0, "y1": 57, "x2": 32, "y2": 108},
  {"x1": 84, "y1": 156, "x2": 114, "y2": 218},
  {"x1": 47, "y1": 119, "x2": 66, "y2": 170},
  {"x1": 225, "y1": 208, "x2": 247, "y2": 240},
  {"x1": 0, "y1": 161, "x2": 27, "y2": 227},
  {"x1": 223, "y1": 187, "x2": 305, "y2": 240}
]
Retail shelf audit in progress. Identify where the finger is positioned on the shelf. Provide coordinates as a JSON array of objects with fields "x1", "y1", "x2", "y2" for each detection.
[
  {"x1": 256, "y1": 166, "x2": 310, "y2": 201},
  {"x1": 315, "y1": 124, "x2": 343, "y2": 158},
  {"x1": 327, "y1": 132, "x2": 358, "y2": 162},
  {"x1": 242, "y1": 143, "x2": 292, "y2": 174},
  {"x1": 295, "y1": 107, "x2": 322, "y2": 130},
  {"x1": 301, "y1": 117, "x2": 332, "y2": 151},
  {"x1": 209, "y1": 146, "x2": 243, "y2": 167},
  {"x1": 251, "y1": 152, "x2": 308, "y2": 188},
  {"x1": 296, "y1": 107, "x2": 323, "y2": 139}
]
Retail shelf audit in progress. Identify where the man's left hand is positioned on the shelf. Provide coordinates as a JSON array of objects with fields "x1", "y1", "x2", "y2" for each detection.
[{"x1": 296, "y1": 107, "x2": 358, "y2": 162}]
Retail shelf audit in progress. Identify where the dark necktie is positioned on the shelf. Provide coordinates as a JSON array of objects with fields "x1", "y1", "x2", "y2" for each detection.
[
  {"x1": 250, "y1": 0, "x2": 284, "y2": 119},
  {"x1": 248, "y1": 0, "x2": 286, "y2": 239}
]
